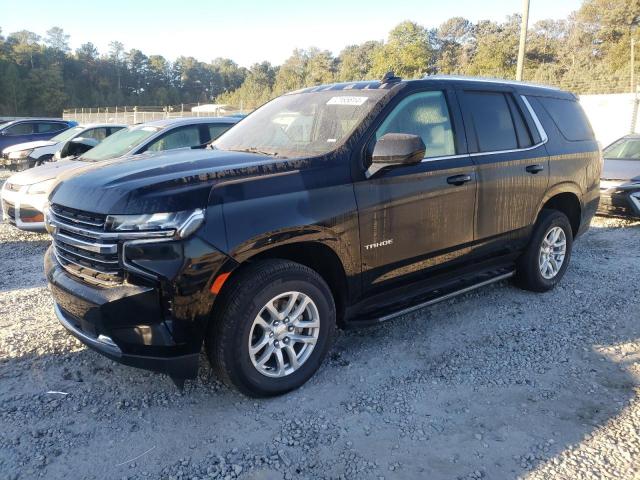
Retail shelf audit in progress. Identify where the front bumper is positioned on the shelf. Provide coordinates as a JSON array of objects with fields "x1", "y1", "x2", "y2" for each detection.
[
  {"x1": 597, "y1": 181, "x2": 640, "y2": 218},
  {"x1": 45, "y1": 247, "x2": 201, "y2": 379},
  {"x1": 1, "y1": 154, "x2": 35, "y2": 171},
  {"x1": 1, "y1": 184, "x2": 47, "y2": 232}
]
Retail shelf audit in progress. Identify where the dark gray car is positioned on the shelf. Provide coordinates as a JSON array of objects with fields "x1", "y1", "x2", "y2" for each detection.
[{"x1": 598, "y1": 134, "x2": 640, "y2": 218}]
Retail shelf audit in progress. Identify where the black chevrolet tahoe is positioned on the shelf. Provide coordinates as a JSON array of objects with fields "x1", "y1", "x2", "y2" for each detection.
[{"x1": 44, "y1": 75, "x2": 601, "y2": 396}]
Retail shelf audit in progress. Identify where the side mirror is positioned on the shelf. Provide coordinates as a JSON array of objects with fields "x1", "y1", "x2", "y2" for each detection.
[{"x1": 366, "y1": 133, "x2": 426, "y2": 178}]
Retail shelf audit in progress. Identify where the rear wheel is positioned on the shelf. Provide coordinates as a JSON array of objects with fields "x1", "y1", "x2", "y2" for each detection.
[
  {"x1": 206, "y1": 259, "x2": 335, "y2": 397},
  {"x1": 516, "y1": 209, "x2": 573, "y2": 292}
]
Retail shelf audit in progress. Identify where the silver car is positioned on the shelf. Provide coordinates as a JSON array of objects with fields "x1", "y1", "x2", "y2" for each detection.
[{"x1": 1, "y1": 116, "x2": 239, "y2": 232}]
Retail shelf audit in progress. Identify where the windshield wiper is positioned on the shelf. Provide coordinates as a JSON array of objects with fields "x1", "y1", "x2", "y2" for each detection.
[{"x1": 230, "y1": 147, "x2": 279, "y2": 157}]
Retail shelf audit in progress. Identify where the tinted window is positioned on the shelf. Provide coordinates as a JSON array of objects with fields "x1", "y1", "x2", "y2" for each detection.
[
  {"x1": 145, "y1": 125, "x2": 201, "y2": 152},
  {"x1": 38, "y1": 122, "x2": 67, "y2": 133},
  {"x1": 538, "y1": 97, "x2": 593, "y2": 142},
  {"x1": 465, "y1": 92, "x2": 518, "y2": 152},
  {"x1": 208, "y1": 123, "x2": 233, "y2": 142},
  {"x1": 604, "y1": 137, "x2": 640, "y2": 160},
  {"x1": 83, "y1": 127, "x2": 109, "y2": 141},
  {"x1": 4, "y1": 122, "x2": 35, "y2": 135},
  {"x1": 376, "y1": 91, "x2": 455, "y2": 158}
]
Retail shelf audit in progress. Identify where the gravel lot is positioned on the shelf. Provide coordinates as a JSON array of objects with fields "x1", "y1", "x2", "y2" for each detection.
[{"x1": 1, "y1": 168, "x2": 639, "y2": 479}]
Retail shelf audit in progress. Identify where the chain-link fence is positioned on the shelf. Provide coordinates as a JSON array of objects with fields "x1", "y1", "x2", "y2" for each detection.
[{"x1": 62, "y1": 104, "x2": 249, "y2": 125}]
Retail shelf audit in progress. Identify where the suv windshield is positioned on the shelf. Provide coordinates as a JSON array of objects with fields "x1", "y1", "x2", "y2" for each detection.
[
  {"x1": 81, "y1": 125, "x2": 161, "y2": 161},
  {"x1": 604, "y1": 137, "x2": 640, "y2": 160},
  {"x1": 213, "y1": 89, "x2": 389, "y2": 158},
  {"x1": 51, "y1": 126, "x2": 83, "y2": 143}
]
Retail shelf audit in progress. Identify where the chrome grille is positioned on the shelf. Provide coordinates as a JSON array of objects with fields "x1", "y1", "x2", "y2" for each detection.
[{"x1": 50, "y1": 204, "x2": 123, "y2": 286}]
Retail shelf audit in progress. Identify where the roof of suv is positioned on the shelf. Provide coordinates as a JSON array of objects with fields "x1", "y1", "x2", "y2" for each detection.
[
  {"x1": 292, "y1": 75, "x2": 574, "y2": 100},
  {"x1": 0, "y1": 118, "x2": 71, "y2": 128},
  {"x1": 138, "y1": 116, "x2": 241, "y2": 128}
]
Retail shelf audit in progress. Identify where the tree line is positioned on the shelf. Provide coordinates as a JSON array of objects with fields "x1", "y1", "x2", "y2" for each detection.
[{"x1": 0, "y1": 0, "x2": 638, "y2": 116}]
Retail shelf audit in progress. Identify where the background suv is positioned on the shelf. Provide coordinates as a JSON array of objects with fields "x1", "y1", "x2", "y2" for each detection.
[
  {"x1": 0, "y1": 118, "x2": 77, "y2": 154},
  {"x1": 44, "y1": 75, "x2": 600, "y2": 396}
]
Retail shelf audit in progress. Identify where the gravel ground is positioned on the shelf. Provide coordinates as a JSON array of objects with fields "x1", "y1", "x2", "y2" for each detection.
[{"x1": 1, "y1": 178, "x2": 639, "y2": 479}]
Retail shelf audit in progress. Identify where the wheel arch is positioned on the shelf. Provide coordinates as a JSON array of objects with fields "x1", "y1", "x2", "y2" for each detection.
[
  {"x1": 218, "y1": 240, "x2": 351, "y2": 325},
  {"x1": 538, "y1": 187, "x2": 582, "y2": 237}
]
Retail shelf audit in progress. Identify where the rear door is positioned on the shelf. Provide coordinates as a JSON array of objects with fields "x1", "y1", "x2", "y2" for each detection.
[
  {"x1": 457, "y1": 87, "x2": 549, "y2": 250},
  {"x1": 354, "y1": 86, "x2": 477, "y2": 296}
]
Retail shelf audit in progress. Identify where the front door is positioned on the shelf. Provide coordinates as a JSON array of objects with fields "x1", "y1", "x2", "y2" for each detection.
[{"x1": 354, "y1": 88, "x2": 477, "y2": 296}]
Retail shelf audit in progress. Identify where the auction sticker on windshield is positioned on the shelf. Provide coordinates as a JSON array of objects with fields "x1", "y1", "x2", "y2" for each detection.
[{"x1": 327, "y1": 96, "x2": 368, "y2": 106}]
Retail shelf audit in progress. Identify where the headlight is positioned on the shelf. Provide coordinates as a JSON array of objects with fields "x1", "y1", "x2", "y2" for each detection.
[
  {"x1": 105, "y1": 209, "x2": 205, "y2": 238},
  {"x1": 26, "y1": 179, "x2": 56, "y2": 195},
  {"x1": 8, "y1": 149, "x2": 33, "y2": 160}
]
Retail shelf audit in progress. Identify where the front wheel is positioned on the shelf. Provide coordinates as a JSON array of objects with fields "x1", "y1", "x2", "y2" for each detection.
[
  {"x1": 515, "y1": 209, "x2": 574, "y2": 292},
  {"x1": 206, "y1": 259, "x2": 336, "y2": 397}
]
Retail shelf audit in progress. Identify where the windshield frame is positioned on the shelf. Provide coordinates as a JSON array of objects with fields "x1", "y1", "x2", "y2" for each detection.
[{"x1": 212, "y1": 87, "x2": 395, "y2": 159}]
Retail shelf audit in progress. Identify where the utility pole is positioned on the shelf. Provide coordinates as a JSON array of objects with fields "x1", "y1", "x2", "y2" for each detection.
[
  {"x1": 631, "y1": 38, "x2": 636, "y2": 94},
  {"x1": 516, "y1": 0, "x2": 530, "y2": 81}
]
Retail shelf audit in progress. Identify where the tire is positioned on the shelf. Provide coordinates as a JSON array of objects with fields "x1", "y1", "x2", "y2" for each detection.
[
  {"x1": 515, "y1": 209, "x2": 574, "y2": 292},
  {"x1": 206, "y1": 259, "x2": 336, "y2": 397}
]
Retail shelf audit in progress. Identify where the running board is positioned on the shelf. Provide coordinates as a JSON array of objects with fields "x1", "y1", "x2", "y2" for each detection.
[{"x1": 348, "y1": 271, "x2": 515, "y2": 327}]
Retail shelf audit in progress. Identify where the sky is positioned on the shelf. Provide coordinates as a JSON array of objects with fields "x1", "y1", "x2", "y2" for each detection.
[{"x1": 0, "y1": 0, "x2": 583, "y2": 67}]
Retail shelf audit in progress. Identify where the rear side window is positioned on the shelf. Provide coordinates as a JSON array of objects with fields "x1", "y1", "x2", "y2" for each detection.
[
  {"x1": 465, "y1": 92, "x2": 518, "y2": 152},
  {"x1": 38, "y1": 122, "x2": 67, "y2": 133},
  {"x1": 537, "y1": 97, "x2": 593, "y2": 142}
]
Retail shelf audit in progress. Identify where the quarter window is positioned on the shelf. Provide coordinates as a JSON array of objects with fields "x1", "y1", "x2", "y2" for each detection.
[
  {"x1": 376, "y1": 91, "x2": 455, "y2": 158},
  {"x1": 538, "y1": 97, "x2": 593, "y2": 142}
]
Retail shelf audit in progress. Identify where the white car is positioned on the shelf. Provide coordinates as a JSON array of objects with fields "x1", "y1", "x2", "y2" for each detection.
[
  {"x1": 1, "y1": 123, "x2": 125, "y2": 171},
  {"x1": 1, "y1": 117, "x2": 239, "y2": 232}
]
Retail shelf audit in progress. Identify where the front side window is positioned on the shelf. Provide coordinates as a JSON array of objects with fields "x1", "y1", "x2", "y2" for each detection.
[
  {"x1": 81, "y1": 125, "x2": 161, "y2": 161},
  {"x1": 604, "y1": 138, "x2": 640, "y2": 160},
  {"x1": 145, "y1": 125, "x2": 201, "y2": 152},
  {"x1": 4, "y1": 122, "x2": 36, "y2": 135},
  {"x1": 83, "y1": 127, "x2": 109, "y2": 141},
  {"x1": 375, "y1": 91, "x2": 455, "y2": 158},
  {"x1": 465, "y1": 91, "x2": 518, "y2": 152},
  {"x1": 213, "y1": 89, "x2": 389, "y2": 159},
  {"x1": 208, "y1": 124, "x2": 233, "y2": 142}
]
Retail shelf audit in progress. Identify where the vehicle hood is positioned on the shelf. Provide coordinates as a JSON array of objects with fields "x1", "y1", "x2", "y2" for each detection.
[
  {"x1": 602, "y1": 158, "x2": 640, "y2": 182},
  {"x1": 50, "y1": 148, "x2": 299, "y2": 214},
  {"x1": 7, "y1": 159, "x2": 85, "y2": 186},
  {"x1": 2, "y1": 140, "x2": 57, "y2": 154}
]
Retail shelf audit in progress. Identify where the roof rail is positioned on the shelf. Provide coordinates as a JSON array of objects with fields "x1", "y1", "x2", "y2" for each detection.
[{"x1": 423, "y1": 74, "x2": 561, "y2": 91}]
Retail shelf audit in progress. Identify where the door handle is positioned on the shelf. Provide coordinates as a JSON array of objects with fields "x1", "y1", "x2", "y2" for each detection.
[
  {"x1": 526, "y1": 164, "x2": 545, "y2": 174},
  {"x1": 446, "y1": 174, "x2": 472, "y2": 186}
]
